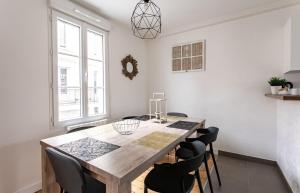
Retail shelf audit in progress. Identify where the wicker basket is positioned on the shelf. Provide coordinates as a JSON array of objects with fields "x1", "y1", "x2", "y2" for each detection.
[{"x1": 112, "y1": 119, "x2": 140, "y2": 135}]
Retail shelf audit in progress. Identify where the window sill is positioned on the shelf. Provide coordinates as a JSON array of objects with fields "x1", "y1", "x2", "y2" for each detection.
[{"x1": 52, "y1": 115, "x2": 109, "y2": 130}]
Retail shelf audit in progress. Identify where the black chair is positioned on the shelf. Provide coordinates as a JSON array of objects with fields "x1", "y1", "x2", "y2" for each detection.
[
  {"x1": 167, "y1": 112, "x2": 188, "y2": 117},
  {"x1": 176, "y1": 127, "x2": 221, "y2": 193},
  {"x1": 167, "y1": 112, "x2": 188, "y2": 155},
  {"x1": 144, "y1": 141, "x2": 206, "y2": 193},
  {"x1": 166, "y1": 112, "x2": 188, "y2": 154},
  {"x1": 122, "y1": 116, "x2": 138, "y2": 120},
  {"x1": 46, "y1": 147, "x2": 105, "y2": 193},
  {"x1": 67, "y1": 126, "x2": 95, "y2": 134}
]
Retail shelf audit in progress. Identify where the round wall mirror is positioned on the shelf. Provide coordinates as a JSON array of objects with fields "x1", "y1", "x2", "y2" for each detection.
[
  {"x1": 121, "y1": 55, "x2": 138, "y2": 80},
  {"x1": 126, "y1": 62, "x2": 134, "y2": 73}
]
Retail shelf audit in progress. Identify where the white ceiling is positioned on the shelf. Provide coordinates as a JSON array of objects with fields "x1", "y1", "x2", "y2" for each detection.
[{"x1": 73, "y1": 0, "x2": 296, "y2": 34}]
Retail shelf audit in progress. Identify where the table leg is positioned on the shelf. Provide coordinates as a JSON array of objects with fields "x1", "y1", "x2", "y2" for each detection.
[
  {"x1": 41, "y1": 146, "x2": 60, "y2": 193},
  {"x1": 106, "y1": 178, "x2": 131, "y2": 193}
]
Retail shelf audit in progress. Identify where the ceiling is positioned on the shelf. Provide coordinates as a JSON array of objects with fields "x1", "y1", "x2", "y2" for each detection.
[{"x1": 73, "y1": 0, "x2": 294, "y2": 34}]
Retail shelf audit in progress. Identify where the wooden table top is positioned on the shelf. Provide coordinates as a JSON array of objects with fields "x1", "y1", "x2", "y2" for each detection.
[{"x1": 40, "y1": 117, "x2": 205, "y2": 184}]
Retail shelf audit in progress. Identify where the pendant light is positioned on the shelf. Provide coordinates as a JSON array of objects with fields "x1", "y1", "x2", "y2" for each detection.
[{"x1": 131, "y1": 0, "x2": 161, "y2": 39}]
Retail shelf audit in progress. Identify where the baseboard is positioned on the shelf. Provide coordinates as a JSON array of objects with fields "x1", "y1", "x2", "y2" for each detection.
[
  {"x1": 14, "y1": 181, "x2": 41, "y2": 193},
  {"x1": 276, "y1": 163, "x2": 294, "y2": 193},
  {"x1": 218, "y1": 150, "x2": 277, "y2": 165}
]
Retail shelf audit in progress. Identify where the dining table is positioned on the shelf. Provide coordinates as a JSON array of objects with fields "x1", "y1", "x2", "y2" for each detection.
[{"x1": 40, "y1": 116, "x2": 205, "y2": 193}]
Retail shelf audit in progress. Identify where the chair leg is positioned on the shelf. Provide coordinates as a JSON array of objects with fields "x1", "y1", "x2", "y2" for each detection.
[
  {"x1": 181, "y1": 180, "x2": 186, "y2": 193},
  {"x1": 144, "y1": 186, "x2": 148, "y2": 193},
  {"x1": 59, "y1": 186, "x2": 63, "y2": 193},
  {"x1": 195, "y1": 170, "x2": 204, "y2": 193},
  {"x1": 204, "y1": 154, "x2": 214, "y2": 193},
  {"x1": 210, "y1": 144, "x2": 222, "y2": 186}
]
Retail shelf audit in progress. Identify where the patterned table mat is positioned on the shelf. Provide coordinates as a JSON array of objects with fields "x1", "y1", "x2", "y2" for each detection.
[
  {"x1": 57, "y1": 137, "x2": 120, "y2": 162},
  {"x1": 136, "y1": 131, "x2": 180, "y2": 150},
  {"x1": 167, "y1": 121, "x2": 199, "y2": 130}
]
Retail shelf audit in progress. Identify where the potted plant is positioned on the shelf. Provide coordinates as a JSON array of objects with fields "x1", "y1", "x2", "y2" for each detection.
[{"x1": 268, "y1": 77, "x2": 287, "y2": 94}]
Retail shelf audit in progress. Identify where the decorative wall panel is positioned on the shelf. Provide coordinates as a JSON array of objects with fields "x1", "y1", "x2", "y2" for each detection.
[{"x1": 172, "y1": 40, "x2": 205, "y2": 72}]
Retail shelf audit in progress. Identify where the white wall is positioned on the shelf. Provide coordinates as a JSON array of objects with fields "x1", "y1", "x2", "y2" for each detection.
[
  {"x1": 109, "y1": 24, "x2": 148, "y2": 119},
  {"x1": 0, "y1": 0, "x2": 147, "y2": 193},
  {"x1": 146, "y1": 6, "x2": 300, "y2": 161},
  {"x1": 277, "y1": 72, "x2": 300, "y2": 193},
  {"x1": 0, "y1": 0, "x2": 50, "y2": 191},
  {"x1": 277, "y1": 101, "x2": 300, "y2": 193}
]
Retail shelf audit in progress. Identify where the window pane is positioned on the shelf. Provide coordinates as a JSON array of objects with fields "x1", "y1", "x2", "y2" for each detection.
[
  {"x1": 88, "y1": 88, "x2": 104, "y2": 116},
  {"x1": 87, "y1": 30, "x2": 103, "y2": 60},
  {"x1": 57, "y1": 19, "x2": 80, "y2": 56},
  {"x1": 88, "y1": 60, "x2": 104, "y2": 87},
  {"x1": 87, "y1": 60, "x2": 104, "y2": 116},
  {"x1": 57, "y1": 54, "x2": 81, "y2": 121}
]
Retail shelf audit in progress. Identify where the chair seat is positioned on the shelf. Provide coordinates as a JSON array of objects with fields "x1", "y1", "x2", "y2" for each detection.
[
  {"x1": 145, "y1": 164, "x2": 195, "y2": 193},
  {"x1": 84, "y1": 173, "x2": 106, "y2": 193},
  {"x1": 176, "y1": 147, "x2": 210, "y2": 160},
  {"x1": 67, "y1": 126, "x2": 95, "y2": 133},
  {"x1": 167, "y1": 112, "x2": 188, "y2": 118}
]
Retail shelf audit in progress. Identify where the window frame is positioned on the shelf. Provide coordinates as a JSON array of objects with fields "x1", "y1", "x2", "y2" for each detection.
[{"x1": 51, "y1": 10, "x2": 109, "y2": 128}]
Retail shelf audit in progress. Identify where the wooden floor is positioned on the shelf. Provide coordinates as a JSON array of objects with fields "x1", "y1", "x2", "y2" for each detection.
[{"x1": 36, "y1": 151, "x2": 214, "y2": 193}]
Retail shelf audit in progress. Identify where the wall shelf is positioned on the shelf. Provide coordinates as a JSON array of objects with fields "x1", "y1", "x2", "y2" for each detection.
[{"x1": 265, "y1": 94, "x2": 300, "y2": 100}]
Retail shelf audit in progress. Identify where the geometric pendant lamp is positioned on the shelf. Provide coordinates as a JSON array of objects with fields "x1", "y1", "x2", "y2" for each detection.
[{"x1": 131, "y1": 0, "x2": 161, "y2": 39}]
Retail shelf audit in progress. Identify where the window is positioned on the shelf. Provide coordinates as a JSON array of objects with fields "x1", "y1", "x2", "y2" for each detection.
[{"x1": 51, "y1": 11, "x2": 108, "y2": 127}]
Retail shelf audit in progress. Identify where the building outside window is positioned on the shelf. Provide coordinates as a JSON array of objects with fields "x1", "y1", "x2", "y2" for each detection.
[{"x1": 60, "y1": 68, "x2": 67, "y2": 94}]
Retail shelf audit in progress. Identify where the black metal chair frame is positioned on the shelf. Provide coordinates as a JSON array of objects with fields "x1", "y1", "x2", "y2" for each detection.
[
  {"x1": 144, "y1": 141, "x2": 206, "y2": 193},
  {"x1": 176, "y1": 127, "x2": 222, "y2": 193}
]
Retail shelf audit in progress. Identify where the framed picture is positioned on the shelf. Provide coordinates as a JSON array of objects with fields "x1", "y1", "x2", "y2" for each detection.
[{"x1": 172, "y1": 40, "x2": 206, "y2": 72}]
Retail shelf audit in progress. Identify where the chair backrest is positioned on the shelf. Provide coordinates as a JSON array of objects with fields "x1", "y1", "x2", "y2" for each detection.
[
  {"x1": 122, "y1": 116, "x2": 138, "y2": 120},
  {"x1": 174, "y1": 141, "x2": 206, "y2": 176},
  {"x1": 167, "y1": 112, "x2": 188, "y2": 117},
  {"x1": 198, "y1": 127, "x2": 219, "y2": 145},
  {"x1": 46, "y1": 148, "x2": 85, "y2": 193},
  {"x1": 67, "y1": 126, "x2": 95, "y2": 134}
]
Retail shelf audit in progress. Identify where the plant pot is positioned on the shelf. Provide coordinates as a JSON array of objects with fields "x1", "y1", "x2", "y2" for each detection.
[{"x1": 271, "y1": 86, "x2": 282, "y2": 94}]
